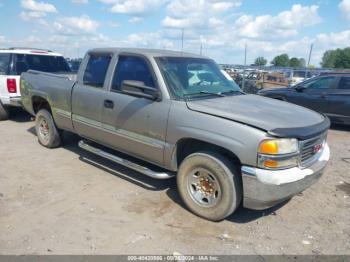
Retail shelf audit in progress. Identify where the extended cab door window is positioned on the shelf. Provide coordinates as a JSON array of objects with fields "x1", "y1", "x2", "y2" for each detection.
[
  {"x1": 111, "y1": 55, "x2": 155, "y2": 91},
  {"x1": 83, "y1": 54, "x2": 111, "y2": 88}
]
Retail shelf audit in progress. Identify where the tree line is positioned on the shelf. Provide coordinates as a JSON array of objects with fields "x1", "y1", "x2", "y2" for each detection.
[
  {"x1": 253, "y1": 47, "x2": 350, "y2": 69},
  {"x1": 254, "y1": 55, "x2": 305, "y2": 67}
]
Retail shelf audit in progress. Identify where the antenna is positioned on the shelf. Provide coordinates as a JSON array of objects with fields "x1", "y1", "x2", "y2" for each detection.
[
  {"x1": 181, "y1": 28, "x2": 184, "y2": 53},
  {"x1": 242, "y1": 42, "x2": 247, "y2": 90}
]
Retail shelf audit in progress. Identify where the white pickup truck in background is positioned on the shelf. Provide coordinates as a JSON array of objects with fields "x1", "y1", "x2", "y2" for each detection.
[{"x1": 0, "y1": 48, "x2": 71, "y2": 120}]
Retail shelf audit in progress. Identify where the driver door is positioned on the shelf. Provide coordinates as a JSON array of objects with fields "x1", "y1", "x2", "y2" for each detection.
[
  {"x1": 100, "y1": 55, "x2": 171, "y2": 166},
  {"x1": 288, "y1": 76, "x2": 336, "y2": 113}
]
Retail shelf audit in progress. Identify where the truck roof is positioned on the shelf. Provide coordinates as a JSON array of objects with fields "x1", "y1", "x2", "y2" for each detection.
[
  {"x1": 0, "y1": 47, "x2": 63, "y2": 57},
  {"x1": 88, "y1": 47, "x2": 209, "y2": 59}
]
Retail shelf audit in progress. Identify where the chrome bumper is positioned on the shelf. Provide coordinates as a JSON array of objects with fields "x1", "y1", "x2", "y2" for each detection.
[
  {"x1": 241, "y1": 143, "x2": 330, "y2": 210},
  {"x1": 9, "y1": 96, "x2": 22, "y2": 107}
]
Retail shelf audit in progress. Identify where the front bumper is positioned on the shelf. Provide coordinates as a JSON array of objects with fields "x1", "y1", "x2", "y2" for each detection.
[{"x1": 241, "y1": 143, "x2": 330, "y2": 210}]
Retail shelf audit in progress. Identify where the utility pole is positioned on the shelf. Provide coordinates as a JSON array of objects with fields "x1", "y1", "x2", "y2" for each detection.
[
  {"x1": 307, "y1": 43, "x2": 313, "y2": 67},
  {"x1": 181, "y1": 28, "x2": 184, "y2": 53},
  {"x1": 200, "y1": 43, "x2": 203, "y2": 56},
  {"x1": 242, "y1": 42, "x2": 247, "y2": 90},
  {"x1": 305, "y1": 43, "x2": 313, "y2": 79}
]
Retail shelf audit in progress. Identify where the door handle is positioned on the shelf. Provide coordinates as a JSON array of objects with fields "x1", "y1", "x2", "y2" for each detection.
[{"x1": 104, "y1": 100, "x2": 114, "y2": 109}]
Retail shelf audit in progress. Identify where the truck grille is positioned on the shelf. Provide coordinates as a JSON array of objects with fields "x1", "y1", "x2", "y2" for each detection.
[{"x1": 299, "y1": 133, "x2": 327, "y2": 167}]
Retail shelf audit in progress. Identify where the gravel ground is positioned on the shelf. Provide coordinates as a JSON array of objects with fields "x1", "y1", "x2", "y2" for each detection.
[{"x1": 0, "y1": 110, "x2": 349, "y2": 255}]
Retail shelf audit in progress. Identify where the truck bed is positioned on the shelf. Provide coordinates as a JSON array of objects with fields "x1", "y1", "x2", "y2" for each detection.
[{"x1": 20, "y1": 70, "x2": 77, "y2": 131}]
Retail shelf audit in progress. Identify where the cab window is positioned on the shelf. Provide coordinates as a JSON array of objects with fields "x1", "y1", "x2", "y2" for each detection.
[
  {"x1": 111, "y1": 56, "x2": 155, "y2": 91},
  {"x1": 14, "y1": 54, "x2": 71, "y2": 75},
  {"x1": 0, "y1": 53, "x2": 10, "y2": 75},
  {"x1": 305, "y1": 76, "x2": 335, "y2": 89},
  {"x1": 338, "y1": 77, "x2": 350, "y2": 89},
  {"x1": 83, "y1": 54, "x2": 111, "y2": 88}
]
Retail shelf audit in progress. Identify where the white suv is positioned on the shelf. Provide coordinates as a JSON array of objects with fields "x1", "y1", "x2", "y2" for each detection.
[{"x1": 0, "y1": 48, "x2": 71, "y2": 120}]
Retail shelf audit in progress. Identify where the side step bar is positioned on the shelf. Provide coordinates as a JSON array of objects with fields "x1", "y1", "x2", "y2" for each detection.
[{"x1": 78, "y1": 140, "x2": 174, "y2": 180}]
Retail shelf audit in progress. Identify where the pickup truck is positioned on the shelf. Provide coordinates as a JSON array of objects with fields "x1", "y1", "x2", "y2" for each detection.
[
  {"x1": 0, "y1": 47, "x2": 71, "y2": 120},
  {"x1": 20, "y1": 48, "x2": 330, "y2": 221}
]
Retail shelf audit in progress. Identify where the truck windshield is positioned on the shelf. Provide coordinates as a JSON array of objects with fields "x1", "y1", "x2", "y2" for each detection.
[
  {"x1": 157, "y1": 57, "x2": 241, "y2": 99},
  {"x1": 14, "y1": 54, "x2": 71, "y2": 75}
]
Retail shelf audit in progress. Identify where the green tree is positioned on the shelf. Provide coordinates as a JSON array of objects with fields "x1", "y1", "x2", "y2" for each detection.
[
  {"x1": 321, "y1": 48, "x2": 350, "y2": 69},
  {"x1": 289, "y1": 57, "x2": 300, "y2": 67},
  {"x1": 334, "y1": 47, "x2": 350, "y2": 68},
  {"x1": 271, "y1": 54, "x2": 290, "y2": 67},
  {"x1": 321, "y1": 50, "x2": 337, "y2": 68},
  {"x1": 254, "y1": 56, "x2": 267, "y2": 66}
]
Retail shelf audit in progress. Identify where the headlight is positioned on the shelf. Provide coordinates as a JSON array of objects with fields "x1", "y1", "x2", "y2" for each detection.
[
  {"x1": 259, "y1": 138, "x2": 298, "y2": 155},
  {"x1": 258, "y1": 138, "x2": 299, "y2": 169}
]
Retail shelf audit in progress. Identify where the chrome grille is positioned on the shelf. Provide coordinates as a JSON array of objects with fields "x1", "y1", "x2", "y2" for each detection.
[{"x1": 299, "y1": 133, "x2": 327, "y2": 167}]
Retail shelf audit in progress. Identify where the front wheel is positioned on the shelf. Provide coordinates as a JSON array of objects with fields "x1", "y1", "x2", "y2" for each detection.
[
  {"x1": 177, "y1": 152, "x2": 242, "y2": 221},
  {"x1": 35, "y1": 109, "x2": 62, "y2": 148}
]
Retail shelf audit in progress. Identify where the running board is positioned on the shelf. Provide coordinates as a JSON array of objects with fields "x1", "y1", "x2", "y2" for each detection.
[{"x1": 78, "y1": 140, "x2": 174, "y2": 179}]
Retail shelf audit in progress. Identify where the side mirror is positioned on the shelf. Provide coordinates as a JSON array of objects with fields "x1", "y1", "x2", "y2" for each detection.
[
  {"x1": 295, "y1": 85, "x2": 306, "y2": 92},
  {"x1": 121, "y1": 80, "x2": 160, "y2": 101}
]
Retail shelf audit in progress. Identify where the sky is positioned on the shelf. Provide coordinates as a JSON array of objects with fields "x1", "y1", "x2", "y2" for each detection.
[{"x1": 0, "y1": 0, "x2": 349, "y2": 66}]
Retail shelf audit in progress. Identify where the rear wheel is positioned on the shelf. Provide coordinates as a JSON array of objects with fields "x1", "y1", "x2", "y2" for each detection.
[
  {"x1": 177, "y1": 152, "x2": 242, "y2": 221},
  {"x1": 35, "y1": 109, "x2": 61, "y2": 148},
  {"x1": 0, "y1": 102, "x2": 10, "y2": 120}
]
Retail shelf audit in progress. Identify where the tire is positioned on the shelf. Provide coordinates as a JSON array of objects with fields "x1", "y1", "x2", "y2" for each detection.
[
  {"x1": 35, "y1": 109, "x2": 61, "y2": 148},
  {"x1": 0, "y1": 101, "x2": 10, "y2": 121},
  {"x1": 177, "y1": 151, "x2": 242, "y2": 221}
]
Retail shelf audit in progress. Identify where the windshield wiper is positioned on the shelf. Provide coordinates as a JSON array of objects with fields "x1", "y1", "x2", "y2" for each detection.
[
  {"x1": 198, "y1": 90, "x2": 225, "y2": 97},
  {"x1": 221, "y1": 90, "x2": 245, "y2": 95},
  {"x1": 182, "y1": 90, "x2": 225, "y2": 100}
]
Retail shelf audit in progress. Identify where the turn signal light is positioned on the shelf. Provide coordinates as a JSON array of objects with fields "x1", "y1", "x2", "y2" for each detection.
[
  {"x1": 259, "y1": 140, "x2": 278, "y2": 154},
  {"x1": 263, "y1": 160, "x2": 278, "y2": 168}
]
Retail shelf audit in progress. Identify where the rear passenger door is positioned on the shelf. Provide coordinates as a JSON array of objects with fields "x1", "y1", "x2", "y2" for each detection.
[
  {"x1": 325, "y1": 76, "x2": 350, "y2": 123},
  {"x1": 100, "y1": 55, "x2": 171, "y2": 166},
  {"x1": 72, "y1": 53, "x2": 113, "y2": 143}
]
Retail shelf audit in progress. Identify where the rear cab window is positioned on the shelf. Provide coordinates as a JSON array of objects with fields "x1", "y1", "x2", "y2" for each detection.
[
  {"x1": 0, "y1": 53, "x2": 11, "y2": 75},
  {"x1": 14, "y1": 54, "x2": 71, "y2": 75},
  {"x1": 83, "y1": 54, "x2": 112, "y2": 88},
  {"x1": 338, "y1": 77, "x2": 350, "y2": 89}
]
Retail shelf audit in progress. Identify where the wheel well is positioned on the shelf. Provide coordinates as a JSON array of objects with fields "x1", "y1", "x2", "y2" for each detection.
[
  {"x1": 32, "y1": 96, "x2": 51, "y2": 114},
  {"x1": 175, "y1": 138, "x2": 241, "y2": 168},
  {"x1": 273, "y1": 96, "x2": 286, "y2": 101}
]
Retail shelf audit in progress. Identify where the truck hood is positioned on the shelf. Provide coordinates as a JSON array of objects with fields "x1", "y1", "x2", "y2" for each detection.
[{"x1": 186, "y1": 94, "x2": 329, "y2": 140}]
